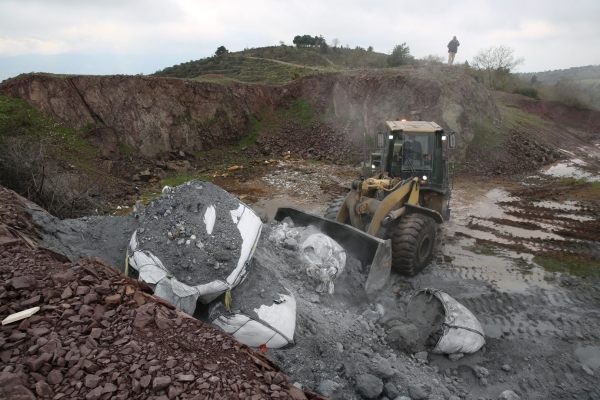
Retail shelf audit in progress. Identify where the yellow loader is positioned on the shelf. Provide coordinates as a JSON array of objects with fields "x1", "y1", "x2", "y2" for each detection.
[{"x1": 275, "y1": 121, "x2": 456, "y2": 293}]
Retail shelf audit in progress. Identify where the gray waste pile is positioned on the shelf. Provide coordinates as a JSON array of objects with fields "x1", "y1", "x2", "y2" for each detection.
[
  {"x1": 268, "y1": 220, "x2": 347, "y2": 294},
  {"x1": 405, "y1": 289, "x2": 485, "y2": 355},
  {"x1": 244, "y1": 220, "x2": 489, "y2": 399},
  {"x1": 127, "y1": 180, "x2": 262, "y2": 315},
  {"x1": 209, "y1": 258, "x2": 296, "y2": 348},
  {"x1": 206, "y1": 218, "x2": 357, "y2": 349}
]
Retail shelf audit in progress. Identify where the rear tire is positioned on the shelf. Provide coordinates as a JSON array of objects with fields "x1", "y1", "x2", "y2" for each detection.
[
  {"x1": 392, "y1": 213, "x2": 437, "y2": 276},
  {"x1": 324, "y1": 195, "x2": 346, "y2": 220}
]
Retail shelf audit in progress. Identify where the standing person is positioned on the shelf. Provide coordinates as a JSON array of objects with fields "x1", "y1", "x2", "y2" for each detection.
[{"x1": 447, "y1": 36, "x2": 460, "y2": 65}]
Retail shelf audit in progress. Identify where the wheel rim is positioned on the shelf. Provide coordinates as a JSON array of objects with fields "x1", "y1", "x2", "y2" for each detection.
[{"x1": 417, "y1": 234, "x2": 431, "y2": 263}]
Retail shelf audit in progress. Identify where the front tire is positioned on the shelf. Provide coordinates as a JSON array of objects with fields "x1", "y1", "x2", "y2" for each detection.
[
  {"x1": 392, "y1": 214, "x2": 437, "y2": 276},
  {"x1": 324, "y1": 195, "x2": 346, "y2": 220}
]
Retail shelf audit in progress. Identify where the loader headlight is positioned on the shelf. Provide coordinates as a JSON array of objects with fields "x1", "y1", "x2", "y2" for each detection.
[
  {"x1": 422, "y1": 175, "x2": 427, "y2": 180},
  {"x1": 371, "y1": 164, "x2": 376, "y2": 169},
  {"x1": 389, "y1": 135, "x2": 394, "y2": 139},
  {"x1": 442, "y1": 135, "x2": 447, "y2": 141}
]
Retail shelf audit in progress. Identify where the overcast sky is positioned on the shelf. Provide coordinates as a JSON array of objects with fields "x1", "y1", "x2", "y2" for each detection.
[{"x1": 1, "y1": 0, "x2": 599, "y2": 82}]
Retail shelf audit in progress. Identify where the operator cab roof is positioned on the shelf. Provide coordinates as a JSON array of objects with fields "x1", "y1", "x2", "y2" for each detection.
[{"x1": 386, "y1": 121, "x2": 443, "y2": 133}]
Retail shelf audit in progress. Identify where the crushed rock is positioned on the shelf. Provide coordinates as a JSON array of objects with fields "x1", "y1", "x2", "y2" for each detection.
[
  {"x1": 0, "y1": 186, "x2": 325, "y2": 400},
  {"x1": 133, "y1": 181, "x2": 243, "y2": 286}
]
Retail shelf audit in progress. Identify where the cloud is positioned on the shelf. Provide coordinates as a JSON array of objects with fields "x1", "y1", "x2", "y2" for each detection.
[
  {"x1": 0, "y1": 0, "x2": 598, "y2": 77},
  {"x1": 0, "y1": 37, "x2": 70, "y2": 56}
]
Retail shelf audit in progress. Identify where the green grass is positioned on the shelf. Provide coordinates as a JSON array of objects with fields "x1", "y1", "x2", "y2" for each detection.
[
  {"x1": 470, "y1": 119, "x2": 501, "y2": 149},
  {"x1": 155, "y1": 56, "x2": 316, "y2": 86},
  {"x1": 236, "y1": 98, "x2": 317, "y2": 149},
  {"x1": 152, "y1": 45, "x2": 391, "y2": 85},
  {"x1": 0, "y1": 95, "x2": 100, "y2": 172},
  {"x1": 469, "y1": 245, "x2": 495, "y2": 255},
  {"x1": 238, "y1": 114, "x2": 265, "y2": 148},
  {"x1": 118, "y1": 141, "x2": 136, "y2": 155},
  {"x1": 575, "y1": 78, "x2": 600, "y2": 85},
  {"x1": 533, "y1": 255, "x2": 600, "y2": 279},
  {"x1": 497, "y1": 103, "x2": 549, "y2": 132},
  {"x1": 192, "y1": 75, "x2": 239, "y2": 85},
  {"x1": 551, "y1": 177, "x2": 590, "y2": 186},
  {"x1": 275, "y1": 98, "x2": 314, "y2": 125},
  {"x1": 161, "y1": 174, "x2": 197, "y2": 187}
]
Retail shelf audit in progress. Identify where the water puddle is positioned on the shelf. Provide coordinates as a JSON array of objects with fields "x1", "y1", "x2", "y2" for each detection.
[
  {"x1": 541, "y1": 162, "x2": 600, "y2": 181},
  {"x1": 441, "y1": 183, "x2": 559, "y2": 292},
  {"x1": 556, "y1": 213, "x2": 595, "y2": 222},
  {"x1": 575, "y1": 345, "x2": 600, "y2": 369},
  {"x1": 441, "y1": 234, "x2": 555, "y2": 292},
  {"x1": 484, "y1": 314, "x2": 561, "y2": 339},
  {"x1": 532, "y1": 200, "x2": 581, "y2": 211},
  {"x1": 471, "y1": 219, "x2": 563, "y2": 241}
]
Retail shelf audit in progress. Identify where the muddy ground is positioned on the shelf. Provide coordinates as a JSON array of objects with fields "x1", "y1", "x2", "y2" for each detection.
[
  {"x1": 3, "y1": 91, "x2": 600, "y2": 399},
  {"x1": 201, "y1": 104, "x2": 600, "y2": 399},
  {"x1": 21, "y1": 150, "x2": 600, "y2": 400},
  {"x1": 206, "y1": 157, "x2": 600, "y2": 400}
]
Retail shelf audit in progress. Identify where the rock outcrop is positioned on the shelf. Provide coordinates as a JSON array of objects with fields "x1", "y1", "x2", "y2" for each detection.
[
  {"x1": 0, "y1": 74, "x2": 288, "y2": 158},
  {"x1": 293, "y1": 66, "x2": 500, "y2": 157},
  {"x1": 0, "y1": 66, "x2": 499, "y2": 160}
]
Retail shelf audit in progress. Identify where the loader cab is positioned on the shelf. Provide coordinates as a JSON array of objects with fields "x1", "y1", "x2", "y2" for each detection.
[{"x1": 383, "y1": 121, "x2": 447, "y2": 189}]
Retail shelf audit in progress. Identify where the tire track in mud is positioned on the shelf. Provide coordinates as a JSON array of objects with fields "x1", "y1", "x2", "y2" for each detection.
[{"x1": 430, "y1": 264, "x2": 600, "y2": 342}]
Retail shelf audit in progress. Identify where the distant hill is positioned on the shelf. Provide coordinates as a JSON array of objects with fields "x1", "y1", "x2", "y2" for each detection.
[
  {"x1": 517, "y1": 65, "x2": 600, "y2": 84},
  {"x1": 152, "y1": 45, "x2": 389, "y2": 85}
]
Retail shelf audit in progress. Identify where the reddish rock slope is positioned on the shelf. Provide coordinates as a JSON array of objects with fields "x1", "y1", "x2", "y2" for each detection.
[
  {"x1": 0, "y1": 186, "x2": 325, "y2": 400},
  {"x1": 0, "y1": 67, "x2": 498, "y2": 160}
]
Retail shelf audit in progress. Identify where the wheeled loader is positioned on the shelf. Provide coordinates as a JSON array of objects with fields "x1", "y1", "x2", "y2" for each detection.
[{"x1": 275, "y1": 121, "x2": 456, "y2": 293}]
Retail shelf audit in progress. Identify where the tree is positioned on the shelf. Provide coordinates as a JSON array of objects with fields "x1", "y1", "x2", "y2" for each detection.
[
  {"x1": 332, "y1": 38, "x2": 340, "y2": 48},
  {"x1": 530, "y1": 75, "x2": 538, "y2": 84},
  {"x1": 471, "y1": 45, "x2": 524, "y2": 90},
  {"x1": 387, "y1": 43, "x2": 414, "y2": 67},
  {"x1": 367, "y1": 46, "x2": 373, "y2": 52},
  {"x1": 293, "y1": 34, "x2": 324, "y2": 48},
  {"x1": 279, "y1": 40, "x2": 285, "y2": 46},
  {"x1": 215, "y1": 46, "x2": 228, "y2": 57}
]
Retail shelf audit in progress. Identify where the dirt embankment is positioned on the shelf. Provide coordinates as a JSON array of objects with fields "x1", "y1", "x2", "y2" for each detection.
[
  {"x1": 293, "y1": 66, "x2": 501, "y2": 156},
  {"x1": 515, "y1": 95, "x2": 600, "y2": 134},
  {"x1": 0, "y1": 186, "x2": 325, "y2": 400},
  {"x1": 1, "y1": 67, "x2": 499, "y2": 162},
  {"x1": 0, "y1": 74, "x2": 289, "y2": 158}
]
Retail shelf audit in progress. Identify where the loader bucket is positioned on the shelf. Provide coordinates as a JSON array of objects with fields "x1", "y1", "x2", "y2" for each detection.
[{"x1": 274, "y1": 207, "x2": 392, "y2": 293}]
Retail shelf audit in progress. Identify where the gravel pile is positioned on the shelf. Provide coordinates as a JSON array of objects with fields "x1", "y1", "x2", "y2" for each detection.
[
  {"x1": 256, "y1": 120, "x2": 363, "y2": 163},
  {"x1": 253, "y1": 222, "x2": 462, "y2": 399},
  {"x1": 209, "y1": 257, "x2": 292, "y2": 326},
  {"x1": 463, "y1": 129, "x2": 561, "y2": 177},
  {"x1": 0, "y1": 186, "x2": 325, "y2": 400},
  {"x1": 133, "y1": 181, "x2": 243, "y2": 286}
]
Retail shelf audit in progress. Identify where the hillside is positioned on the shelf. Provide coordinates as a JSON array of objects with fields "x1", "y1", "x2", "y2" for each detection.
[
  {"x1": 152, "y1": 45, "x2": 389, "y2": 85},
  {"x1": 0, "y1": 66, "x2": 498, "y2": 216},
  {"x1": 517, "y1": 64, "x2": 600, "y2": 84}
]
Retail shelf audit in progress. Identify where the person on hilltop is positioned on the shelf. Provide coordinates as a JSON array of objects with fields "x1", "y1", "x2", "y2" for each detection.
[{"x1": 447, "y1": 36, "x2": 460, "y2": 65}]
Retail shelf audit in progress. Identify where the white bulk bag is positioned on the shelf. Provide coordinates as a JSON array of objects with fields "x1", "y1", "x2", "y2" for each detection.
[
  {"x1": 411, "y1": 289, "x2": 485, "y2": 355},
  {"x1": 128, "y1": 192, "x2": 262, "y2": 315},
  {"x1": 301, "y1": 233, "x2": 346, "y2": 294},
  {"x1": 210, "y1": 293, "x2": 296, "y2": 349}
]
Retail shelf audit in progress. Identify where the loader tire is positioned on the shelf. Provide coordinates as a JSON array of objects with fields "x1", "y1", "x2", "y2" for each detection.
[
  {"x1": 324, "y1": 195, "x2": 346, "y2": 220},
  {"x1": 391, "y1": 213, "x2": 437, "y2": 276}
]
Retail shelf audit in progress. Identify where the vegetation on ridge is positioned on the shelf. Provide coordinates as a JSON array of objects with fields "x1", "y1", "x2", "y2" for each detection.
[{"x1": 0, "y1": 95, "x2": 104, "y2": 217}]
